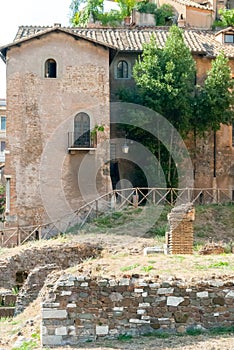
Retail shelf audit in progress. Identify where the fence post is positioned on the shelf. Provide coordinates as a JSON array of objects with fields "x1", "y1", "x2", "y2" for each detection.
[
  {"x1": 38, "y1": 226, "x2": 42, "y2": 240},
  {"x1": 152, "y1": 189, "x2": 155, "y2": 205},
  {"x1": 170, "y1": 189, "x2": 173, "y2": 205},
  {"x1": 188, "y1": 188, "x2": 193, "y2": 203},
  {"x1": 95, "y1": 200, "x2": 99, "y2": 217},
  {"x1": 133, "y1": 188, "x2": 139, "y2": 208},
  {"x1": 17, "y1": 227, "x2": 21, "y2": 246}
]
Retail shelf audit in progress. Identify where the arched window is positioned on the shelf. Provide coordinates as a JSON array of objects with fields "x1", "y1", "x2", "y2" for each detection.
[
  {"x1": 74, "y1": 113, "x2": 90, "y2": 147},
  {"x1": 117, "y1": 60, "x2": 128, "y2": 79},
  {"x1": 45, "y1": 59, "x2": 57, "y2": 78}
]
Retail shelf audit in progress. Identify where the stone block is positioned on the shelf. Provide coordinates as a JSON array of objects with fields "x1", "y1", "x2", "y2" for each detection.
[
  {"x1": 109, "y1": 279, "x2": 117, "y2": 287},
  {"x1": 139, "y1": 302, "x2": 150, "y2": 308},
  {"x1": 61, "y1": 291, "x2": 72, "y2": 296},
  {"x1": 158, "y1": 288, "x2": 174, "y2": 295},
  {"x1": 167, "y1": 296, "x2": 184, "y2": 306},
  {"x1": 0, "y1": 307, "x2": 15, "y2": 317},
  {"x1": 196, "y1": 291, "x2": 209, "y2": 298},
  {"x1": 137, "y1": 309, "x2": 146, "y2": 315},
  {"x1": 119, "y1": 278, "x2": 130, "y2": 286},
  {"x1": 225, "y1": 290, "x2": 234, "y2": 298},
  {"x1": 96, "y1": 325, "x2": 109, "y2": 335},
  {"x1": 67, "y1": 303, "x2": 76, "y2": 308},
  {"x1": 129, "y1": 318, "x2": 150, "y2": 324},
  {"x1": 55, "y1": 326, "x2": 67, "y2": 335},
  {"x1": 174, "y1": 311, "x2": 189, "y2": 323},
  {"x1": 143, "y1": 246, "x2": 164, "y2": 255},
  {"x1": 42, "y1": 309, "x2": 67, "y2": 319},
  {"x1": 42, "y1": 335, "x2": 63, "y2": 346},
  {"x1": 110, "y1": 292, "x2": 123, "y2": 302},
  {"x1": 80, "y1": 282, "x2": 89, "y2": 287},
  {"x1": 68, "y1": 326, "x2": 76, "y2": 335},
  {"x1": 113, "y1": 307, "x2": 123, "y2": 311}
]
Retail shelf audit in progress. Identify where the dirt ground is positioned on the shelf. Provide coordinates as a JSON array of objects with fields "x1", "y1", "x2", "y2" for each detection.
[
  {"x1": 0, "y1": 233, "x2": 234, "y2": 350},
  {"x1": 0, "y1": 203, "x2": 234, "y2": 349}
]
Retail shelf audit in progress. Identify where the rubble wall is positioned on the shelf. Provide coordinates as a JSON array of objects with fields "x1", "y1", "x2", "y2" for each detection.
[{"x1": 41, "y1": 275, "x2": 234, "y2": 347}]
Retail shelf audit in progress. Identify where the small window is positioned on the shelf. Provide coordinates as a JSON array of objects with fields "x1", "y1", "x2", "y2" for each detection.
[
  {"x1": 224, "y1": 34, "x2": 234, "y2": 43},
  {"x1": 45, "y1": 59, "x2": 57, "y2": 78},
  {"x1": 0, "y1": 116, "x2": 6, "y2": 130},
  {"x1": 74, "y1": 113, "x2": 90, "y2": 147},
  {"x1": 117, "y1": 60, "x2": 128, "y2": 79}
]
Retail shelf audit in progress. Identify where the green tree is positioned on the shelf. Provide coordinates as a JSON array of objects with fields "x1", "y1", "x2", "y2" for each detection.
[
  {"x1": 155, "y1": 4, "x2": 174, "y2": 25},
  {"x1": 194, "y1": 51, "x2": 234, "y2": 178},
  {"x1": 70, "y1": 0, "x2": 125, "y2": 26},
  {"x1": 133, "y1": 25, "x2": 196, "y2": 134},
  {"x1": 196, "y1": 51, "x2": 234, "y2": 132},
  {"x1": 70, "y1": 0, "x2": 104, "y2": 26},
  {"x1": 213, "y1": 8, "x2": 234, "y2": 27},
  {"x1": 120, "y1": 27, "x2": 234, "y2": 187},
  {"x1": 116, "y1": 0, "x2": 136, "y2": 17}
]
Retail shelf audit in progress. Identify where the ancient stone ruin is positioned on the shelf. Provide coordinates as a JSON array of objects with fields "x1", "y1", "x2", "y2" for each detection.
[
  {"x1": 166, "y1": 203, "x2": 195, "y2": 254},
  {"x1": 41, "y1": 274, "x2": 234, "y2": 347}
]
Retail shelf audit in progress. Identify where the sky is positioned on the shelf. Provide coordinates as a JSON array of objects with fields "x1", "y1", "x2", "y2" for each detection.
[{"x1": 0, "y1": 0, "x2": 72, "y2": 98}]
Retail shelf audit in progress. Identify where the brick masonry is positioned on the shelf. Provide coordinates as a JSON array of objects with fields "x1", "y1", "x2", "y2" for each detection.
[
  {"x1": 166, "y1": 203, "x2": 195, "y2": 254},
  {"x1": 5, "y1": 31, "x2": 111, "y2": 228},
  {"x1": 41, "y1": 275, "x2": 234, "y2": 346}
]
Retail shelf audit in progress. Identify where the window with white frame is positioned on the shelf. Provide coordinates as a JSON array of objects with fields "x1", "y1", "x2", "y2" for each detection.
[
  {"x1": 0, "y1": 116, "x2": 6, "y2": 130},
  {"x1": 224, "y1": 34, "x2": 234, "y2": 43}
]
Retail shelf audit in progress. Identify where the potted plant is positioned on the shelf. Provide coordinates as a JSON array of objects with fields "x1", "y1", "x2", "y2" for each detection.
[{"x1": 116, "y1": 0, "x2": 136, "y2": 24}]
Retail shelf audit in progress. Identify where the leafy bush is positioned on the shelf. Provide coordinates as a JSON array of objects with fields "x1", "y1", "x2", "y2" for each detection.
[
  {"x1": 155, "y1": 4, "x2": 174, "y2": 25},
  {"x1": 134, "y1": 1, "x2": 157, "y2": 14}
]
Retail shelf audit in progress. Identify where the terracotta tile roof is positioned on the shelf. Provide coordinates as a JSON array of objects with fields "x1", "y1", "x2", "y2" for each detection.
[
  {"x1": 9, "y1": 25, "x2": 234, "y2": 58},
  {"x1": 172, "y1": 0, "x2": 213, "y2": 10}
]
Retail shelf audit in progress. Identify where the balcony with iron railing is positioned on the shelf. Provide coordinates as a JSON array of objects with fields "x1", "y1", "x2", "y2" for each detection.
[{"x1": 68, "y1": 132, "x2": 97, "y2": 152}]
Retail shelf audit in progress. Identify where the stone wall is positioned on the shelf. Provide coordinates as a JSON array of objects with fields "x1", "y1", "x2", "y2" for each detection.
[
  {"x1": 0, "y1": 242, "x2": 101, "y2": 290},
  {"x1": 5, "y1": 31, "x2": 110, "y2": 228},
  {"x1": 41, "y1": 275, "x2": 234, "y2": 347}
]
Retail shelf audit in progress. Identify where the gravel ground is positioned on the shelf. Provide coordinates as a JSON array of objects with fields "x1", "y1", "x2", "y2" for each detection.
[{"x1": 34, "y1": 333, "x2": 234, "y2": 350}]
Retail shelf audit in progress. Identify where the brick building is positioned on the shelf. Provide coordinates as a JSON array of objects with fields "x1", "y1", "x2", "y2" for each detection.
[{"x1": 0, "y1": 24, "x2": 234, "y2": 230}]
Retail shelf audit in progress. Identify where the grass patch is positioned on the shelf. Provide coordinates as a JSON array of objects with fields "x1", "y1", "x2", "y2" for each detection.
[
  {"x1": 12, "y1": 340, "x2": 37, "y2": 350},
  {"x1": 117, "y1": 334, "x2": 133, "y2": 341},
  {"x1": 209, "y1": 325, "x2": 234, "y2": 335},
  {"x1": 120, "y1": 263, "x2": 140, "y2": 272},
  {"x1": 142, "y1": 331, "x2": 170, "y2": 339},
  {"x1": 170, "y1": 255, "x2": 185, "y2": 262},
  {"x1": 208, "y1": 261, "x2": 229, "y2": 268},
  {"x1": 141, "y1": 265, "x2": 154, "y2": 272},
  {"x1": 186, "y1": 328, "x2": 204, "y2": 336}
]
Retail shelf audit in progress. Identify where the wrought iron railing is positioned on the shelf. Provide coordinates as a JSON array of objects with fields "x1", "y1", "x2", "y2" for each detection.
[{"x1": 67, "y1": 132, "x2": 97, "y2": 149}]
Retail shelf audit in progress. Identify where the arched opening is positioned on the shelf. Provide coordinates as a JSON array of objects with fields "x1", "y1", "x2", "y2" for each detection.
[
  {"x1": 45, "y1": 59, "x2": 57, "y2": 78},
  {"x1": 74, "y1": 112, "x2": 90, "y2": 147},
  {"x1": 117, "y1": 60, "x2": 128, "y2": 79}
]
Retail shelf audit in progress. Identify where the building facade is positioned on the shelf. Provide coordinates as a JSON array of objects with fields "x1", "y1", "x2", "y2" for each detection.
[{"x1": 0, "y1": 24, "x2": 234, "y2": 231}]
